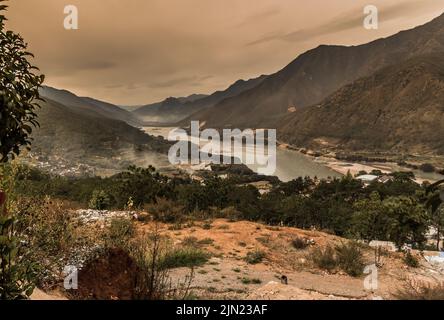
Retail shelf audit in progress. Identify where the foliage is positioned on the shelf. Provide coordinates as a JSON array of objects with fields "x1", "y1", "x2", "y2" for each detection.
[
  {"x1": 159, "y1": 246, "x2": 210, "y2": 270},
  {"x1": 404, "y1": 251, "x2": 419, "y2": 268},
  {"x1": 335, "y1": 242, "x2": 365, "y2": 277},
  {"x1": 0, "y1": 214, "x2": 36, "y2": 299},
  {"x1": 395, "y1": 280, "x2": 444, "y2": 300},
  {"x1": 0, "y1": 1, "x2": 44, "y2": 162},
  {"x1": 128, "y1": 229, "x2": 194, "y2": 300},
  {"x1": 89, "y1": 189, "x2": 111, "y2": 210},
  {"x1": 106, "y1": 218, "x2": 135, "y2": 249},
  {"x1": 147, "y1": 198, "x2": 185, "y2": 223},
  {"x1": 309, "y1": 246, "x2": 338, "y2": 272},
  {"x1": 244, "y1": 250, "x2": 266, "y2": 264},
  {"x1": 291, "y1": 237, "x2": 310, "y2": 250}
]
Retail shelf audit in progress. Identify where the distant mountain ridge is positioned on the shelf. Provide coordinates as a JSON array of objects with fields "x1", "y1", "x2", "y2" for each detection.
[
  {"x1": 30, "y1": 97, "x2": 171, "y2": 169},
  {"x1": 39, "y1": 86, "x2": 142, "y2": 126},
  {"x1": 187, "y1": 12, "x2": 444, "y2": 129},
  {"x1": 279, "y1": 53, "x2": 444, "y2": 155},
  {"x1": 134, "y1": 75, "x2": 267, "y2": 124}
]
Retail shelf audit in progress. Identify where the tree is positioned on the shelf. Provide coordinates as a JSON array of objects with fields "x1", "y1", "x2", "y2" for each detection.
[
  {"x1": 425, "y1": 180, "x2": 444, "y2": 250},
  {"x1": 0, "y1": 0, "x2": 44, "y2": 162},
  {"x1": 0, "y1": 1, "x2": 43, "y2": 299},
  {"x1": 383, "y1": 196, "x2": 429, "y2": 250},
  {"x1": 351, "y1": 192, "x2": 389, "y2": 242}
]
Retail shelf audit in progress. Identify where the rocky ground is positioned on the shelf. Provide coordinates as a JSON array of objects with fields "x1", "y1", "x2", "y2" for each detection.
[{"x1": 31, "y1": 212, "x2": 444, "y2": 300}]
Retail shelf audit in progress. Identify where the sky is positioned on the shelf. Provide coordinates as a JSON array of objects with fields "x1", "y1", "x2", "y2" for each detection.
[{"x1": 6, "y1": 0, "x2": 444, "y2": 105}]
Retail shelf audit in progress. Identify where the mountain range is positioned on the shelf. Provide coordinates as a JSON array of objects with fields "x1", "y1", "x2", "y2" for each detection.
[
  {"x1": 134, "y1": 75, "x2": 267, "y2": 124},
  {"x1": 33, "y1": 89, "x2": 171, "y2": 170},
  {"x1": 279, "y1": 53, "x2": 444, "y2": 155},
  {"x1": 36, "y1": 12, "x2": 444, "y2": 161},
  {"x1": 185, "y1": 12, "x2": 444, "y2": 133}
]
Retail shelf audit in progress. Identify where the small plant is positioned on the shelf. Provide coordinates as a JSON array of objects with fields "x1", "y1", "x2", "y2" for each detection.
[
  {"x1": 160, "y1": 247, "x2": 210, "y2": 270},
  {"x1": 245, "y1": 250, "x2": 266, "y2": 264},
  {"x1": 232, "y1": 268, "x2": 241, "y2": 273},
  {"x1": 106, "y1": 217, "x2": 135, "y2": 248},
  {"x1": 238, "y1": 241, "x2": 247, "y2": 247},
  {"x1": 89, "y1": 189, "x2": 111, "y2": 210},
  {"x1": 181, "y1": 236, "x2": 199, "y2": 247},
  {"x1": 241, "y1": 277, "x2": 262, "y2": 285},
  {"x1": 147, "y1": 198, "x2": 184, "y2": 223},
  {"x1": 310, "y1": 246, "x2": 338, "y2": 272},
  {"x1": 202, "y1": 222, "x2": 212, "y2": 230},
  {"x1": 395, "y1": 280, "x2": 444, "y2": 300},
  {"x1": 404, "y1": 251, "x2": 420, "y2": 268},
  {"x1": 198, "y1": 238, "x2": 214, "y2": 246},
  {"x1": 291, "y1": 237, "x2": 310, "y2": 250},
  {"x1": 128, "y1": 229, "x2": 194, "y2": 300},
  {"x1": 335, "y1": 241, "x2": 365, "y2": 277}
]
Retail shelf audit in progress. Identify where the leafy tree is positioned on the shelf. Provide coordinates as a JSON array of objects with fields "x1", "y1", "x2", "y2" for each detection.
[
  {"x1": 351, "y1": 192, "x2": 389, "y2": 242},
  {"x1": 425, "y1": 180, "x2": 444, "y2": 250},
  {"x1": 0, "y1": 1, "x2": 44, "y2": 162},
  {"x1": 383, "y1": 196, "x2": 428, "y2": 249},
  {"x1": 0, "y1": 2, "x2": 43, "y2": 299}
]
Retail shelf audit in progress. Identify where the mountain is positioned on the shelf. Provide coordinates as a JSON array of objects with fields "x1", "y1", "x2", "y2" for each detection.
[
  {"x1": 30, "y1": 98, "x2": 171, "y2": 167},
  {"x1": 39, "y1": 86, "x2": 142, "y2": 126},
  {"x1": 188, "y1": 12, "x2": 444, "y2": 129},
  {"x1": 279, "y1": 53, "x2": 444, "y2": 155},
  {"x1": 134, "y1": 75, "x2": 267, "y2": 124}
]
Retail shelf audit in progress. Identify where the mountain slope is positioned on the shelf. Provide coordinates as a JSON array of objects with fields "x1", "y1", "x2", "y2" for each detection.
[
  {"x1": 279, "y1": 54, "x2": 444, "y2": 155},
  {"x1": 31, "y1": 98, "x2": 171, "y2": 162},
  {"x1": 40, "y1": 86, "x2": 142, "y2": 126},
  {"x1": 189, "y1": 12, "x2": 444, "y2": 129},
  {"x1": 134, "y1": 75, "x2": 267, "y2": 124}
]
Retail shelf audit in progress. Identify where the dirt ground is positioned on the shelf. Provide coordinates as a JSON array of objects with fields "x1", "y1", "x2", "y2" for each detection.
[
  {"x1": 141, "y1": 219, "x2": 444, "y2": 300},
  {"x1": 32, "y1": 218, "x2": 444, "y2": 300}
]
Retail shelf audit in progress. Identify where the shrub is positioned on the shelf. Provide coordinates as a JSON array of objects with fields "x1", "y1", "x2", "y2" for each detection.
[
  {"x1": 128, "y1": 231, "x2": 194, "y2": 300},
  {"x1": 335, "y1": 242, "x2": 365, "y2": 277},
  {"x1": 419, "y1": 163, "x2": 435, "y2": 173},
  {"x1": 220, "y1": 206, "x2": 241, "y2": 221},
  {"x1": 395, "y1": 280, "x2": 444, "y2": 300},
  {"x1": 147, "y1": 198, "x2": 184, "y2": 223},
  {"x1": 310, "y1": 246, "x2": 337, "y2": 271},
  {"x1": 245, "y1": 250, "x2": 266, "y2": 264},
  {"x1": 160, "y1": 247, "x2": 210, "y2": 269},
  {"x1": 181, "y1": 236, "x2": 198, "y2": 247},
  {"x1": 241, "y1": 277, "x2": 262, "y2": 285},
  {"x1": 106, "y1": 218, "x2": 135, "y2": 248},
  {"x1": 404, "y1": 251, "x2": 420, "y2": 268},
  {"x1": 291, "y1": 237, "x2": 310, "y2": 250},
  {"x1": 202, "y1": 222, "x2": 212, "y2": 230},
  {"x1": 89, "y1": 190, "x2": 111, "y2": 210}
]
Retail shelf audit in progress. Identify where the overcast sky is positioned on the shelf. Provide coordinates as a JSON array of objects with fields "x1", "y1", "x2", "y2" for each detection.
[{"x1": 7, "y1": 0, "x2": 444, "y2": 105}]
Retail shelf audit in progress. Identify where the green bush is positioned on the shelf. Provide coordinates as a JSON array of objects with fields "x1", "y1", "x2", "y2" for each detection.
[
  {"x1": 241, "y1": 277, "x2": 262, "y2": 285},
  {"x1": 159, "y1": 247, "x2": 210, "y2": 269},
  {"x1": 106, "y1": 218, "x2": 135, "y2": 248},
  {"x1": 395, "y1": 281, "x2": 444, "y2": 300},
  {"x1": 310, "y1": 246, "x2": 338, "y2": 271},
  {"x1": 335, "y1": 242, "x2": 365, "y2": 277},
  {"x1": 404, "y1": 251, "x2": 420, "y2": 268},
  {"x1": 245, "y1": 250, "x2": 266, "y2": 264},
  {"x1": 147, "y1": 198, "x2": 185, "y2": 223},
  {"x1": 89, "y1": 190, "x2": 111, "y2": 210},
  {"x1": 291, "y1": 237, "x2": 309, "y2": 250}
]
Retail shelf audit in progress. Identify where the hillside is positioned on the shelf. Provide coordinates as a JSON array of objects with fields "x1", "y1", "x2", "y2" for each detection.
[
  {"x1": 279, "y1": 54, "x2": 444, "y2": 155},
  {"x1": 135, "y1": 75, "x2": 267, "y2": 124},
  {"x1": 40, "y1": 86, "x2": 142, "y2": 126},
  {"x1": 30, "y1": 98, "x2": 171, "y2": 168},
  {"x1": 188, "y1": 12, "x2": 444, "y2": 129}
]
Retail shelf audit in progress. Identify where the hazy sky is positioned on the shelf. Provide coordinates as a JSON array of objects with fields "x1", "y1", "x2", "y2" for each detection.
[{"x1": 6, "y1": 0, "x2": 444, "y2": 105}]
